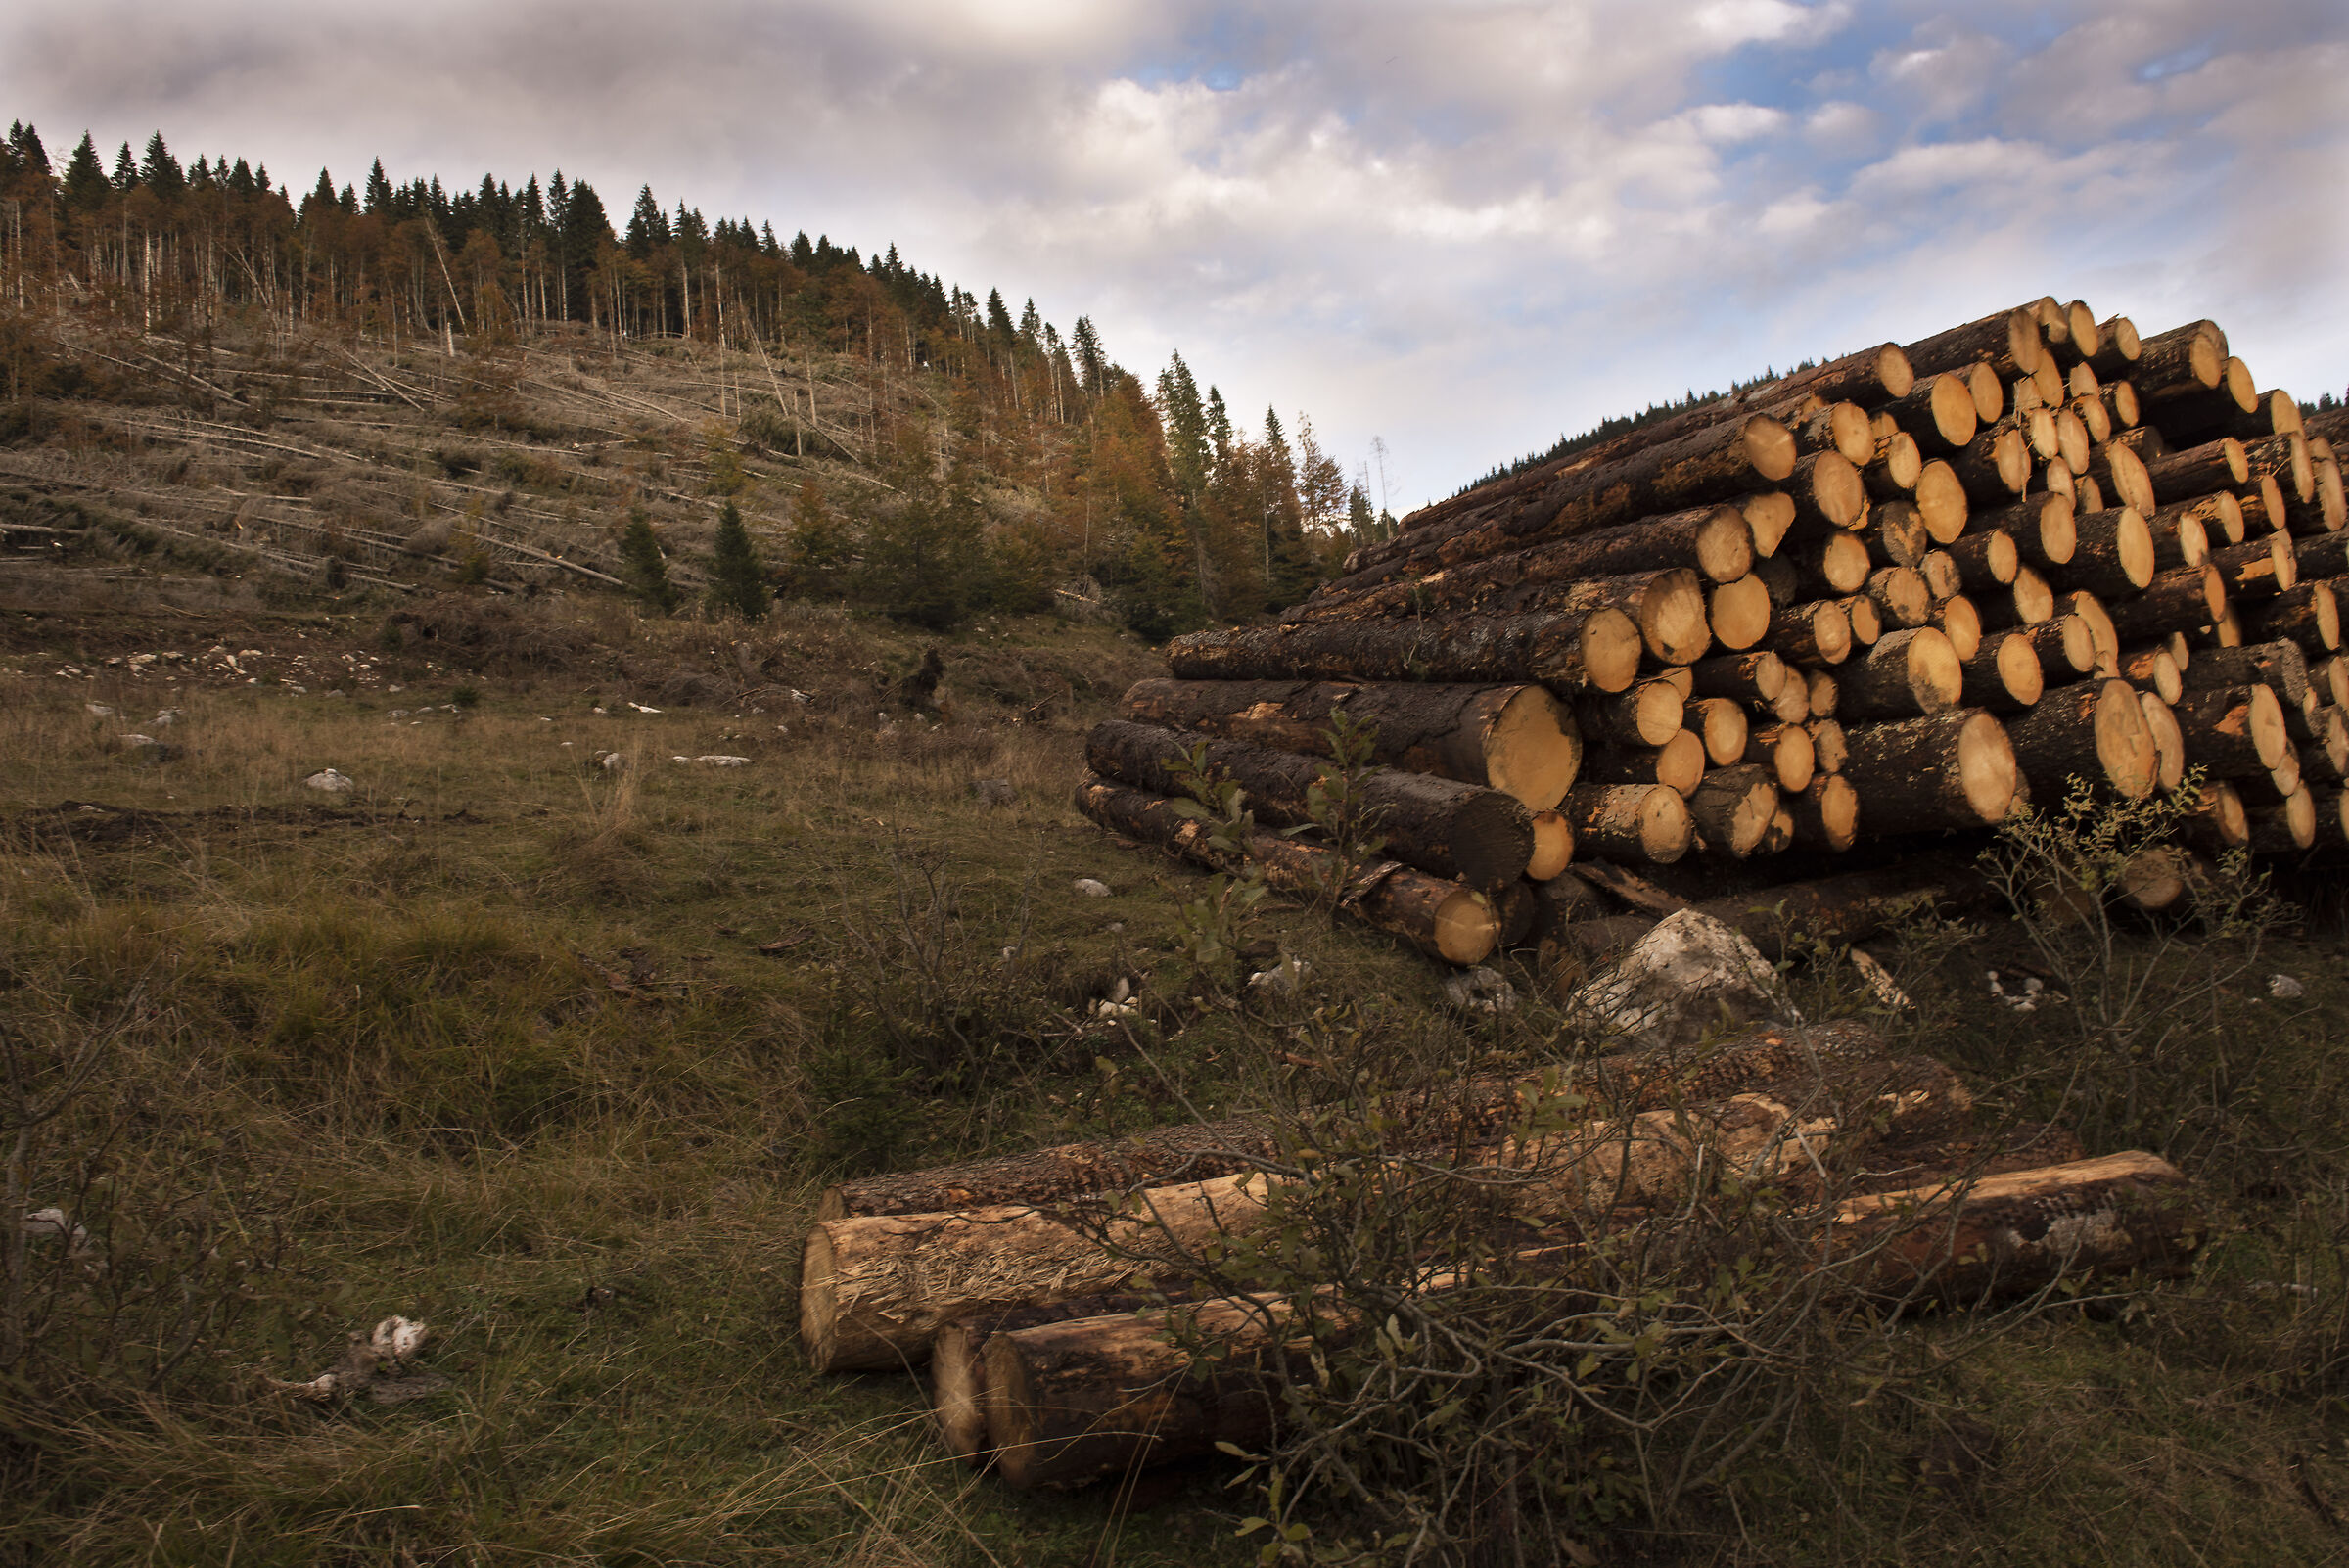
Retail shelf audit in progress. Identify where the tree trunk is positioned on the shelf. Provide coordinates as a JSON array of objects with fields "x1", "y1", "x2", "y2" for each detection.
[
  {"x1": 2169, "y1": 685, "x2": 2290, "y2": 777},
  {"x1": 1083, "y1": 719, "x2": 1536, "y2": 893},
  {"x1": 1566, "y1": 783, "x2": 1693, "y2": 863},
  {"x1": 2210, "y1": 535, "x2": 2296, "y2": 600},
  {"x1": 1074, "y1": 780, "x2": 1503, "y2": 964},
  {"x1": 2086, "y1": 439, "x2": 2155, "y2": 516},
  {"x1": 1120, "y1": 677, "x2": 1582, "y2": 809},
  {"x1": 2241, "y1": 582, "x2": 2340, "y2": 654},
  {"x1": 2144, "y1": 437, "x2": 2247, "y2": 499},
  {"x1": 2129, "y1": 321, "x2": 2226, "y2": 405},
  {"x1": 1904, "y1": 307, "x2": 2044, "y2": 381},
  {"x1": 1786, "y1": 772, "x2": 1860, "y2": 850},
  {"x1": 1839, "y1": 709, "x2": 2020, "y2": 829},
  {"x1": 2105, "y1": 565, "x2": 2225, "y2": 642},
  {"x1": 1949, "y1": 423, "x2": 2031, "y2": 500},
  {"x1": 1686, "y1": 764, "x2": 1780, "y2": 857},
  {"x1": 2117, "y1": 644, "x2": 2183, "y2": 705},
  {"x1": 1960, "y1": 632, "x2": 2045, "y2": 712},
  {"x1": 1162, "y1": 610, "x2": 1643, "y2": 694},
  {"x1": 1837, "y1": 627, "x2": 1963, "y2": 720},
  {"x1": 1880, "y1": 372, "x2": 1979, "y2": 453},
  {"x1": 1947, "y1": 527, "x2": 2019, "y2": 589},
  {"x1": 1746, "y1": 722, "x2": 1817, "y2": 794}
]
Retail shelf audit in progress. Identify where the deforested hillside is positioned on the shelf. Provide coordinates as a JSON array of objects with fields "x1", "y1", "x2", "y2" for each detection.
[{"x1": 0, "y1": 118, "x2": 1387, "y2": 634}]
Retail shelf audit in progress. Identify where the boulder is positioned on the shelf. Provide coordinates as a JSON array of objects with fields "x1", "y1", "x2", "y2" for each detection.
[{"x1": 1568, "y1": 908, "x2": 1787, "y2": 1049}]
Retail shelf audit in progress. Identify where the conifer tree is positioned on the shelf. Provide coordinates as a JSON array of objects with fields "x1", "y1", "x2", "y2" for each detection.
[
  {"x1": 364, "y1": 158, "x2": 393, "y2": 214},
  {"x1": 781, "y1": 478, "x2": 852, "y2": 598},
  {"x1": 111, "y1": 142, "x2": 138, "y2": 191},
  {"x1": 62, "y1": 134, "x2": 109, "y2": 208},
  {"x1": 709, "y1": 502, "x2": 769, "y2": 620},
  {"x1": 626, "y1": 186, "x2": 668, "y2": 256},
  {"x1": 139, "y1": 131, "x2": 184, "y2": 198},
  {"x1": 619, "y1": 512, "x2": 681, "y2": 613},
  {"x1": 8, "y1": 121, "x2": 49, "y2": 176}
]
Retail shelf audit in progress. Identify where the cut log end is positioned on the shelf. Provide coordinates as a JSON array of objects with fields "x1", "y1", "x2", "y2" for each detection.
[
  {"x1": 1708, "y1": 574, "x2": 1773, "y2": 652},
  {"x1": 1527, "y1": 810, "x2": 1574, "y2": 880},
  {"x1": 1485, "y1": 686, "x2": 1583, "y2": 811},
  {"x1": 1434, "y1": 891, "x2": 1503, "y2": 965},
  {"x1": 932, "y1": 1322, "x2": 992, "y2": 1460},
  {"x1": 1745, "y1": 416, "x2": 1799, "y2": 484}
]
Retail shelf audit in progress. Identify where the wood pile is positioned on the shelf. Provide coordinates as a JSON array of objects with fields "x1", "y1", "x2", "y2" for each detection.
[
  {"x1": 1076, "y1": 301, "x2": 2346, "y2": 964},
  {"x1": 794, "y1": 1021, "x2": 2205, "y2": 1490}
]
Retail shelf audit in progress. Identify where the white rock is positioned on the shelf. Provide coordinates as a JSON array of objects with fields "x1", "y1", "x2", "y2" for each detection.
[
  {"x1": 1442, "y1": 965, "x2": 1517, "y2": 1014},
  {"x1": 304, "y1": 768, "x2": 354, "y2": 793},
  {"x1": 120, "y1": 733, "x2": 156, "y2": 747},
  {"x1": 1091, "y1": 999, "x2": 1141, "y2": 1020},
  {"x1": 1074, "y1": 878, "x2": 1112, "y2": 898},
  {"x1": 84, "y1": 702, "x2": 114, "y2": 717},
  {"x1": 599, "y1": 752, "x2": 627, "y2": 771},
  {"x1": 1569, "y1": 909, "x2": 1786, "y2": 1049},
  {"x1": 1249, "y1": 957, "x2": 1314, "y2": 998},
  {"x1": 2270, "y1": 973, "x2": 2306, "y2": 999},
  {"x1": 694, "y1": 755, "x2": 752, "y2": 766},
  {"x1": 151, "y1": 709, "x2": 180, "y2": 727}
]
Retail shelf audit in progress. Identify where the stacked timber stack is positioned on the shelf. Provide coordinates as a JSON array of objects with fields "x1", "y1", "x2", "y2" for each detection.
[
  {"x1": 793, "y1": 1020, "x2": 2207, "y2": 1490},
  {"x1": 1078, "y1": 299, "x2": 2348, "y2": 962}
]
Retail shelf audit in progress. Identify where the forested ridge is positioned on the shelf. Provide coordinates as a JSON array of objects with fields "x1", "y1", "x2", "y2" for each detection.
[{"x1": 0, "y1": 118, "x2": 1395, "y2": 632}]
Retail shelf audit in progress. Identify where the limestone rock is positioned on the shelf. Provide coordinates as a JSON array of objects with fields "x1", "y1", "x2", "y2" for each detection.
[{"x1": 1569, "y1": 908, "x2": 1787, "y2": 1048}]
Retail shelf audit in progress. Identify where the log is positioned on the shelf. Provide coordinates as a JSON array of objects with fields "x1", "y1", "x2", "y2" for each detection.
[
  {"x1": 1962, "y1": 361, "x2": 2007, "y2": 423},
  {"x1": 1575, "y1": 679, "x2": 1684, "y2": 748},
  {"x1": 1709, "y1": 574, "x2": 1774, "y2": 651},
  {"x1": 2144, "y1": 437, "x2": 2247, "y2": 499},
  {"x1": 1686, "y1": 764, "x2": 1780, "y2": 857},
  {"x1": 1161, "y1": 611, "x2": 1645, "y2": 693},
  {"x1": 932, "y1": 1297, "x2": 1158, "y2": 1461},
  {"x1": 2246, "y1": 788, "x2": 2317, "y2": 853},
  {"x1": 1805, "y1": 668, "x2": 1839, "y2": 720},
  {"x1": 1838, "y1": 591, "x2": 1883, "y2": 646},
  {"x1": 1744, "y1": 490, "x2": 1799, "y2": 556},
  {"x1": 2054, "y1": 507, "x2": 2156, "y2": 597},
  {"x1": 2239, "y1": 747, "x2": 2302, "y2": 807},
  {"x1": 1840, "y1": 709, "x2": 2020, "y2": 829},
  {"x1": 2179, "y1": 641, "x2": 2310, "y2": 708},
  {"x1": 2090, "y1": 315, "x2": 2142, "y2": 378},
  {"x1": 1083, "y1": 720, "x2": 1536, "y2": 893},
  {"x1": 2017, "y1": 615, "x2": 2098, "y2": 681},
  {"x1": 2101, "y1": 380, "x2": 2140, "y2": 431},
  {"x1": 2106, "y1": 565, "x2": 2225, "y2": 642},
  {"x1": 1913, "y1": 460, "x2": 1969, "y2": 543},
  {"x1": 2144, "y1": 497, "x2": 2214, "y2": 569},
  {"x1": 1579, "y1": 732, "x2": 1707, "y2": 797},
  {"x1": 2006, "y1": 677, "x2": 2158, "y2": 800},
  {"x1": 2086, "y1": 438, "x2": 2155, "y2": 517},
  {"x1": 1769, "y1": 600, "x2": 1852, "y2": 666},
  {"x1": 2292, "y1": 456, "x2": 2347, "y2": 535},
  {"x1": 2244, "y1": 433, "x2": 2316, "y2": 507},
  {"x1": 2039, "y1": 299, "x2": 2100, "y2": 362},
  {"x1": 1786, "y1": 772, "x2": 1860, "y2": 850},
  {"x1": 1883, "y1": 372, "x2": 1979, "y2": 453},
  {"x1": 1783, "y1": 530, "x2": 1873, "y2": 597},
  {"x1": 1934, "y1": 592, "x2": 1982, "y2": 662},
  {"x1": 2070, "y1": 392, "x2": 2111, "y2": 445},
  {"x1": 1809, "y1": 718, "x2": 1848, "y2": 774},
  {"x1": 1960, "y1": 632, "x2": 2045, "y2": 712},
  {"x1": 2140, "y1": 693, "x2": 2186, "y2": 792},
  {"x1": 1567, "y1": 783, "x2": 1694, "y2": 863},
  {"x1": 1075, "y1": 781, "x2": 1503, "y2": 965},
  {"x1": 1866, "y1": 498, "x2": 1932, "y2": 568},
  {"x1": 2061, "y1": 591, "x2": 2121, "y2": 677},
  {"x1": 1950, "y1": 423, "x2": 2032, "y2": 500},
  {"x1": 1917, "y1": 552, "x2": 1960, "y2": 603},
  {"x1": 1287, "y1": 550, "x2": 1715, "y2": 664},
  {"x1": 1121, "y1": 678, "x2": 1582, "y2": 810},
  {"x1": 2145, "y1": 357, "x2": 2258, "y2": 441},
  {"x1": 2117, "y1": 644, "x2": 2183, "y2": 706},
  {"x1": 1865, "y1": 565, "x2": 1932, "y2": 629},
  {"x1": 2210, "y1": 535, "x2": 2296, "y2": 601},
  {"x1": 2295, "y1": 533, "x2": 2349, "y2": 581},
  {"x1": 1785, "y1": 450, "x2": 1868, "y2": 530},
  {"x1": 2241, "y1": 582, "x2": 2340, "y2": 654},
  {"x1": 1527, "y1": 811, "x2": 1575, "y2": 880},
  {"x1": 1837, "y1": 627, "x2": 1963, "y2": 719},
  {"x1": 1690, "y1": 649, "x2": 1788, "y2": 706},
  {"x1": 1905, "y1": 307, "x2": 2044, "y2": 381},
  {"x1": 1946, "y1": 527, "x2": 2020, "y2": 589},
  {"x1": 1985, "y1": 492, "x2": 2076, "y2": 570},
  {"x1": 2181, "y1": 778, "x2": 2250, "y2": 853},
  {"x1": 2169, "y1": 685, "x2": 2290, "y2": 778},
  {"x1": 2131, "y1": 321, "x2": 2227, "y2": 405},
  {"x1": 2053, "y1": 406, "x2": 2092, "y2": 475},
  {"x1": 2042, "y1": 456, "x2": 2076, "y2": 503},
  {"x1": 2240, "y1": 474, "x2": 2288, "y2": 536},
  {"x1": 1865, "y1": 426, "x2": 1923, "y2": 497},
  {"x1": 1747, "y1": 722, "x2": 1817, "y2": 794}
]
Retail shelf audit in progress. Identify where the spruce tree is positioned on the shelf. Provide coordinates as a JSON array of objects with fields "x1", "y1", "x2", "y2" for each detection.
[
  {"x1": 139, "y1": 131, "x2": 185, "y2": 198},
  {"x1": 62, "y1": 134, "x2": 109, "y2": 208},
  {"x1": 708, "y1": 502, "x2": 769, "y2": 621},
  {"x1": 364, "y1": 158, "x2": 393, "y2": 214},
  {"x1": 111, "y1": 142, "x2": 138, "y2": 192},
  {"x1": 619, "y1": 512, "x2": 681, "y2": 614}
]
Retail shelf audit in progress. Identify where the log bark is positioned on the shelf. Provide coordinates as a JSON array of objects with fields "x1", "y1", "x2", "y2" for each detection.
[
  {"x1": 2242, "y1": 433, "x2": 2316, "y2": 506},
  {"x1": 2169, "y1": 685, "x2": 2290, "y2": 778},
  {"x1": 2101, "y1": 380, "x2": 2140, "y2": 431},
  {"x1": 1988, "y1": 492, "x2": 2076, "y2": 570},
  {"x1": 1784, "y1": 772, "x2": 1859, "y2": 850},
  {"x1": 1566, "y1": 784, "x2": 1693, "y2": 863},
  {"x1": 2086, "y1": 438, "x2": 2156, "y2": 517},
  {"x1": 1083, "y1": 719, "x2": 1536, "y2": 893},
  {"x1": 1881, "y1": 372, "x2": 1979, "y2": 454},
  {"x1": 1075, "y1": 781, "x2": 1503, "y2": 965},
  {"x1": 2117, "y1": 644, "x2": 2183, "y2": 706},
  {"x1": 1837, "y1": 627, "x2": 1963, "y2": 720},
  {"x1": 1782, "y1": 530, "x2": 1873, "y2": 598},
  {"x1": 1960, "y1": 632, "x2": 2045, "y2": 712},
  {"x1": 1686, "y1": 764, "x2": 1779, "y2": 857},
  {"x1": 1949, "y1": 423, "x2": 2032, "y2": 500},
  {"x1": 2145, "y1": 437, "x2": 2248, "y2": 499},
  {"x1": 1905, "y1": 307, "x2": 2044, "y2": 381},
  {"x1": 2144, "y1": 497, "x2": 2215, "y2": 569},
  {"x1": 1162, "y1": 610, "x2": 1645, "y2": 694},
  {"x1": 2210, "y1": 535, "x2": 2296, "y2": 601},
  {"x1": 1865, "y1": 497, "x2": 1931, "y2": 568},
  {"x1": 2007, "y1": 677, "x2": 2158, "y2": 800},
  {"x1": 1840, "y1": 709, "x2": 2020, "y2": 829},
  {"x1": 1865, "y1": 426, "x2": 1923, "y2": 497},
  {"x1": 2131, "y1": 321, "x2": 2227, "y2": 405},
  {"x1": 2106, "y1": 565, "x2": 2226, "y2": 642},
  {"x1": 1838, "y1": 591, "x2": 1883, "y2": 646},
  {"x1": 2246, "y1": 787, "x2": 2317, "y2": 852},
  {"x1": 1121, "y1": 678, "x2": 1582, "y2": 810},
  {"x1": 1690, "y1": 649, "x2": 1788, "y2": 706},
  {"x1": 1809, "y1": 718, "x2": 1848, "y2": 774},
  {"x1": 1747, "y1": 722, "x2": 1817, "y2": 794},
  {"x1": 2146, "y1": 359, "x2": 2260, "y2": 444},
  {"x1": 2016, "y1": 615, "x2": 2098, "y2": 681},
  {"x1": 2090, "y1": 315, "x2": 2142, "y2": 378}
]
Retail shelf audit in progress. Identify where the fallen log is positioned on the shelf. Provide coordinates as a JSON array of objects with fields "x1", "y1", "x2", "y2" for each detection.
[
  {"x1": 1161, "y1": 610, "x2": 1644, "y2": 693},
  {"x1": 1566, "y1": 783, "x2": 1694, "y2": 863},
  {"x1": 1836, "y1": 627, "x2": 1963, "y2": 720},
  {"x1": 1578, "y1": 733, "x2": 1707, "y2": 797},
  {"x1": 2106, "y1": 564, "x2": 2226, "y2": 642},
  {"x1": 2170, "y1": 685, "x2": 2290, "y2": 778},
  {"x1": 1786, "y1": 772, "x2": 1860, "y2": 851},
  {"x1": 1121, "y1": 677, "x2": 1582, "y2": 809},
  {"x1": 1686, "y1": 764, "x2": 1780, "y2": 857},
  {"x1": 2178, "y1": 641, "x2": 2310, "y2": 708},
  {"x1": 1960, "y1": 632, "x2": 2046, "y2": 712},
  {"x1": 1083, "y1": 719, "x2": 1535, "y2": 893},
  {"x1": 2052, "y1": 507, "x2": 2156, "y2": 597},
  {"x1": 1074, "y1": 780, "x2": 1502, "y2": 965},
  {"x1": 2241, "y1": 582, "x2": 2340, "y2": 653}
]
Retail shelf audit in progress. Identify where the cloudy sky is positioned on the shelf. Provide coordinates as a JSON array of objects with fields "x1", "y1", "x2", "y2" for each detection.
[{"x1": 5, "y1": 0, "x2": 2344, "y2": 507}]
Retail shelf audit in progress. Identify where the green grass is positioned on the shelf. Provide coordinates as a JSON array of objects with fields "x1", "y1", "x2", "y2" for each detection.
[{"x1": 3, "y1": 592, "x2": 2348, "y2": 1565}]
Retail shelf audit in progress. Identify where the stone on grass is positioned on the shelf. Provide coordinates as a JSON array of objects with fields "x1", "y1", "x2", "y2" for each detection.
[
  {"x1": 304, "y1": 768, "x2": 354, "y2": 793},
  {"x1": 1074, "y1": 877, "x2": 1112, "y2": 898},
  {"x1": 1569, "y1": 908, "x2": 1786, "y2": 1049},
  {"x1": 1443, "y1": 965, "x2": 1517, "y2": 1014}
]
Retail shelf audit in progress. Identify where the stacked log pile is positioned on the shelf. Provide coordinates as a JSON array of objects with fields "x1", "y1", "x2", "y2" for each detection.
[
  {"x1": 795, "y1": 1021, "x2": 2204, "y2": 1490},
  {"x1": 1075, "y1": 300, "x2": 2346, "y2": 962}
]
